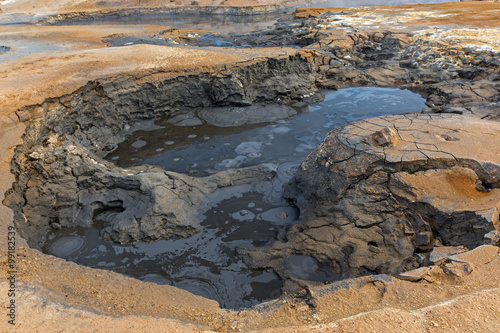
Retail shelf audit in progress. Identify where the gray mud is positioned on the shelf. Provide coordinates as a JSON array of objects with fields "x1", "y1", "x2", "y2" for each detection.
[
  {"x1": 39, "y1": 87, "x2": 426, "y2": 308},
  {"x1": 42, "y1": 190, "x2": 289, "y2": 309},
  {"x1": 106, "y1": 87, "x2": 426, "y2": 174}
]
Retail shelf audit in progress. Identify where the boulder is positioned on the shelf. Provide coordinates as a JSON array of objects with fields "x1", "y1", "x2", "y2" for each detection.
[{"x1": 428, "y1": 246, "x2": 467, "y2": 265}]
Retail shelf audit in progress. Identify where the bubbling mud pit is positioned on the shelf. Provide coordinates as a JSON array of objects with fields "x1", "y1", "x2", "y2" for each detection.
[{"x1": 39, "y1": 87, "x2": 426, "y2": 308}]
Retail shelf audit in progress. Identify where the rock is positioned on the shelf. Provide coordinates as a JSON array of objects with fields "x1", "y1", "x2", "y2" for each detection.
[
  {"x1": 372, "y1": 32, "x2": 385, "y2": 43},
  {"x1": 398, "y1": 267, "x2": 430, "y2": 282},
  {"x1": 414, "y1": 232, "x2": 435, "y2": 251},
  {"x1": 16, "y1": 110, "x2": 30, "y2": 122},
  {"x1": 429, "y1": 246, "x2": 467, "y2": 265},
  {"x1": 484, "y1": 230, "x2": 500, "y2": 245},
  {"x1": 443, "y1": 260, "x2": 473, "y2": 277},
  {"x1": 367, "y1": 126, "x2": 399, "y2": 147},
  {"x1": 243, "y1": 113, "x2": 500, "y2": 282}
]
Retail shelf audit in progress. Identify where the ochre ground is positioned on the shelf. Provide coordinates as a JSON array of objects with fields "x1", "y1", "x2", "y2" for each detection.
[
  {"x1": 1, "y1": 0, "x2": 306, "y2": 15},
  {"x1": 295, "y1": 1, "x2": 500, "y2": 28},
  {"x1": 1, "y1": 1, "x2": 500, "y2": 332}
]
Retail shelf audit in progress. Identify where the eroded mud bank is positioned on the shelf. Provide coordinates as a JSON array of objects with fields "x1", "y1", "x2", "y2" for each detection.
[{"x1": 4, "y1": 51, "x2": 319, "y2": 249}]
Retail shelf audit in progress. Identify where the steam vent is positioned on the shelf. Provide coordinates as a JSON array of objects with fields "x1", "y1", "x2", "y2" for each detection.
[{"x1": 1, "y1": 0, "x2": 500, "y2": 332}]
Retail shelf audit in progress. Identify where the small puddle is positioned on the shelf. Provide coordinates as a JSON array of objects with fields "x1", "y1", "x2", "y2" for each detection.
[
  {"x1": 0, "y1": 13, "x2": 45, "y2": 26},
  {"x1": 0, "y1": 40, "x2": 64, "y2": 62},
  {"x1": 43, "y1": 87, "x2": 427, "y2": 308}
]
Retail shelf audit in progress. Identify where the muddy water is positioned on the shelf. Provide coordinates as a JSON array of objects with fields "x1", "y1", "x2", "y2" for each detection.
[
  {"x1": 43, "y1": 87, "x2": 426, "y2": 309},
  {"x1": 58, "y1": 13, "x2": 280, "y2": 34},
  {"x1": 43, "y1": 191, "x2": 287, "y2": 308},
  {"x1": 108, "y1": 87, "x2": 426, "y2": 174}
]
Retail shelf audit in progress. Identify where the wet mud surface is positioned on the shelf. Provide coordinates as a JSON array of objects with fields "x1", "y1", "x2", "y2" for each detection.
[
  {"x1": 107, "y1": 88, "x2": 426, "y2": 173},
  {"x1": 43, "y1": 191, "x2": 286, "y2": 309}
]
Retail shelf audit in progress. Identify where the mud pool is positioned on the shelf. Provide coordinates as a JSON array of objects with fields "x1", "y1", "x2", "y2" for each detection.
[
  {"x1": 48, "y1": 0, "x2": 459, "y2": 33},
  {"x1": 42, "y1": 87, "x2": 426, "y2": 309},
  {"x1": 107, "y1": 87, "x2": 426, "y2": 174},
  {"x1": 56, "y1": 13, "x2": 280, "y2": 34}
]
